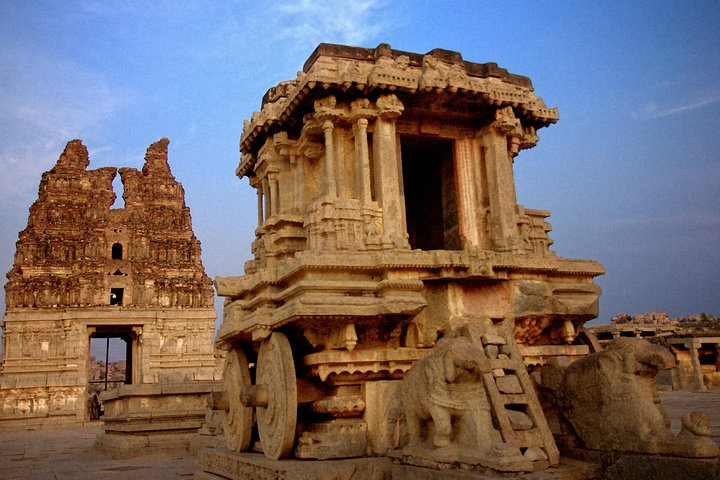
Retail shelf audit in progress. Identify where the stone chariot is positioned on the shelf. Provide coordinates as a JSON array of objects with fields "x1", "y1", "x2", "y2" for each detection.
[{"x1": 215, "y1": 43, "x2": 603, "y2": 470}]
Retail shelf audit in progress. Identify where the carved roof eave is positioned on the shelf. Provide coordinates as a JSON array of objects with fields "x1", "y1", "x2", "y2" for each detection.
[
  {"x1": 492, "y1": 256, "x2": 605, "y2": 277},
  {"x1": 237, "y1": 44, "x2": 559, "y2": 178},
  {"x1": 215, "y1": 250, "x2": 603, "y2": 300}
]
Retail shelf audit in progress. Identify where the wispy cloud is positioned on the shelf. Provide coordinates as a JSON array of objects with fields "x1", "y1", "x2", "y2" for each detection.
[
  {"x1": 609, "y1": 212, "x2": 720, "y2": 228},
  {"x1": 633, "y1": 91, "x2": 720, "y2": 120},
  {"x1": 0, "y1": 46, "x2": 130, "y2": 205},
  {"x1": 273, "y1": 0, "x2": 387, "y2": 54}
]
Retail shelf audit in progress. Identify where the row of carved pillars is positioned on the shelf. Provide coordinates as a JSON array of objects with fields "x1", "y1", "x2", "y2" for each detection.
[{"x1": 248, "y1": 104, "x2": 519, "y2": 251}]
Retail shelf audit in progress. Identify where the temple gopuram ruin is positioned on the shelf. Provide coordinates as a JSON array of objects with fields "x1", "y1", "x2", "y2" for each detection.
[
  {"x1": 206, "y1": 43, "x2": 609, "y2": 477},
  {"x1": 0, "y1": 138, "x2": 217, "y2": 432}
]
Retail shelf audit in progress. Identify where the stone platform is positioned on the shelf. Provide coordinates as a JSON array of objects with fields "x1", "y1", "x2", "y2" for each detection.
[
  {"x1": 0, "y1": 423, "x2": 196, "y2": 480},
  {"x1": 95, "y1": 380, "x2": 222, "y2": 458},
  {"x1": 195, "y1": 448, "x2": 600, "y2": 480}
]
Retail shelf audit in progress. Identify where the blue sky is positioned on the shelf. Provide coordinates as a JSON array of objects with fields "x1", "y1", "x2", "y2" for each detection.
[{"x1": 1, "y1": 0, "x2": 719, "y2": 329}]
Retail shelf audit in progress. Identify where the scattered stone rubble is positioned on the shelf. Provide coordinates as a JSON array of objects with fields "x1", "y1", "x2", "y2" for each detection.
[{"x1": 610, "y1": 311, "x2": 673, "y2": 325}]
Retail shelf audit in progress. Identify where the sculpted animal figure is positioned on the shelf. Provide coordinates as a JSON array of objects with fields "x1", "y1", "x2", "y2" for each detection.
[
  {"x1": 397, "y1": 336, "x2": 503, "y2": 454},
  {"x1": 554, "y1": 337, "x2": 718, "y2": 458}
]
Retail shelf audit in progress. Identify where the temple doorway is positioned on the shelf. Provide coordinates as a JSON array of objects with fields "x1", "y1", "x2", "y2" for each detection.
[
  {"x1": 401, "y1": 136, "x2": 461, "y2": 250},
  {"x1": 87, "y1": 326, "x2": 138, "y2": 394}
]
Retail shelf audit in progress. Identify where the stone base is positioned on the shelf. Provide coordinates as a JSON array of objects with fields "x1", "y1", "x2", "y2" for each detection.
[
  {"x1": 0, "y1": 414, "x2": 87, "y2": 432},
  {"x1": 95, "y1": 381, "x2": 222, "y2": 458},
  {"x1": 397, "y1": 447, "x2": 535, "y2": 474},
  {"x1": 196, "y1": 448, "x2": 601, "y2": 480},
  {"x1": 561, "y1": 446, "x2": 720, "y2": 480},
  {"x1": 95, "y1": 431, "x2": 196, "y2": 458},
  {"x1": 604, "y1": 454, "x2": 719, "y2": 480},
  {"x1": 296, "y1": 421, "x2": 368, "y2": 459},
  {"x1": 573, "y1": 447, "x2": 720, "y2": 480},
  {"x1": 192, "y1": 431, "x2": 227, "y2": 456},
  {"x1": 0, "y1": 385, "x2": 87, "y2": 431}
]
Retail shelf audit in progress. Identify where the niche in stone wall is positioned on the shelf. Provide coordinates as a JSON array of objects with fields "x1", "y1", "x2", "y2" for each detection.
[
  {"x1": 111, "y1": 243, "x2": 123, "y2": 260},
  {"x1": 110, "y1": 287, "x2": 124, "y2": 306}
]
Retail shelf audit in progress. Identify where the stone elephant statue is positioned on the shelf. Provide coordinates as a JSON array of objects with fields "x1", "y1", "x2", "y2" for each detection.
[
  {"x1": 547, "y1": 337, "x2": 718, "y2": 458},
  {"x1": 397, "y1": 336, "x2": 503, "y2": 456}
]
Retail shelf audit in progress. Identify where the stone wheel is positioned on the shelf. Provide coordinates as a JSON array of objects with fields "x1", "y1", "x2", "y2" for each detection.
[
  {"x1": 223, "y1": 347, "x2": 254, "y2": 452},
  {"x1": 256, "y1": 331, "x2": 297, "y2": 460}
]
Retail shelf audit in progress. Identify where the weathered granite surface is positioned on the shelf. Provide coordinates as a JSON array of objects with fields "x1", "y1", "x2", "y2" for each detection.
[
  {"x1": 215, "y1": 42, "x2": 604, "y2": 474},
  {"x1": 541, "y1": 337, "x2": 720, "y2": 461},
  {"x1": 1, "y1": 138, "x2": 217, "y2": 430}
]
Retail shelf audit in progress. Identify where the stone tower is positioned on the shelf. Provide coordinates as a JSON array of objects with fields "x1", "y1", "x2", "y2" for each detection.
[{"x1": 0, "y1": 138, "x2": 217, "y2": 430}]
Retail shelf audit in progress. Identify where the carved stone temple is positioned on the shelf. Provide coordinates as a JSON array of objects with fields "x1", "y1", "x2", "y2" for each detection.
[
  {"x1": 207, "y1": 43, "x2": 605, "y2": 477},
  {"x1": 0, "y1": 138, "x2": 217, "y2": 431}
]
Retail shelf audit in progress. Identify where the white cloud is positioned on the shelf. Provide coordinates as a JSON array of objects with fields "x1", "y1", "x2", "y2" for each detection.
[
  {"x1": 633, "y1": 91, "x2": 720, "y2": 120},
  {"x1": 609, "y1": 212, "x2": 720, "y2": 228},
  {"x1": 273, "y1": 0, "x2": 386, "y2": 53},
  {"x1": 0, "y1": 46, "x2": 130, "y2": 205}
]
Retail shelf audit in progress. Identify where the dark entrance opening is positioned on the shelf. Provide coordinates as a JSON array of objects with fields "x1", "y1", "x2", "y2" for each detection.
[
  {"x1": 111, "y1": 243, "x2": 123, "y2": 260},
  {"x1": 401, "y1": 136, "x2": 460, "y2": 250},
  {"x1": 110, "y1": 288, "x2": 124, "y2": 305}
]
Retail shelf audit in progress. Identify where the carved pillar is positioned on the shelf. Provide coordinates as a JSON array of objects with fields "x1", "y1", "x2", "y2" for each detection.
[
  {"x1": 354, "y1": 118, "x2": 372, "y2": 206},
  {"x1": 373, "y1": 94, "x2": 406, "y2": 248},
  {"x1": 453, "y1": 137, "x2": 480, "y2": 247},
  {"x1": 291, "y1": 153, "x2": 303, "y2": 212},
  {"x1": 478, "y1": 126, "x2": 519, "y2": 251},
  {"x1": 269, "y1": 173, "x2": 280, "y2": 216},
  {"x1": 262, "y1": 177, "x2": 271, "y2": 221},
  {"x1": 250, "y1": 176, "x2": 264, "y2": 226},
  {"x1": 322, "y1": 120, "x2": 337, "y2": 198},
  {"x1": 275, "y1": 133, "x2": 301, "y2": 213},
  {"x1": 132, "y1": 326, "x2": 143, "y2": 384},
  {"x1": 258, "y1": 188, "x2": 264, "y2": 224},
  {"x1": 687, "y1": 339, "x2": 706, "y2": 391}
]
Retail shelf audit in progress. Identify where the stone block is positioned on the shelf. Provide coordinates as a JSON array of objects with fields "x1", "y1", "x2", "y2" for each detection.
[
  {"x1": 363, "y1": 380, "x2": 401, "y2": 454},
  {"x1": 506, "y1": 409, "x2": 534, "y2": 430},
  {"x1": 482, "y1": 333, "x2": 507, "y2": 346},
  {"x1": 14, "y1": 375, "x2": 48, "y2": 388},
  {"x1": 295, "y1": 421, "x2": 368, "y2": 459},
  {"x1": 45, "y1": 374, "x2": 78, "y2": 387},
  {"x1": 523, "y1": 446, "x2": 548, "y2": 461},
  {"x1": 495, "y1": 374, "x2": 523, "y2": 394},
  {"x1": 484, "y1": 344, "x2": 499, "y2": 359},
  {"x1": 160, "y1": 381, "x2": 218, "y2": 395}
]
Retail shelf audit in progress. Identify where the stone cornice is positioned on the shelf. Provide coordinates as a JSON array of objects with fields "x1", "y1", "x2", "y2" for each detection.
[{"x1": 238, "y1": 43, "x2": 559, "y2": 177}]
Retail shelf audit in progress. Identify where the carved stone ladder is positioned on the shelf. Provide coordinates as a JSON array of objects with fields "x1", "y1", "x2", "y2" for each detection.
[{"x1": 471, "y1": 320, "x2": 560, "y2": 469}]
